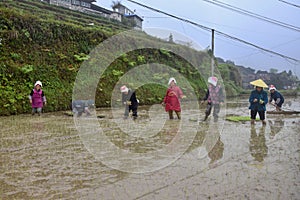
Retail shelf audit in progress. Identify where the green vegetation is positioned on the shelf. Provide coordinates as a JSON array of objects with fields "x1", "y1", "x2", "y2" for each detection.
[
  {"x1": 217, "y1": 63, "x2": 243, "y2": 97},
  {"x1": 226, "y1": 115, "x2": 259, "y2": 122},
  {"x1": 0, "y1": 0, "x2": 126, "y2": 115},
  {"x1": 0, "y1": 0, "x2": 243, "y2": 115}
]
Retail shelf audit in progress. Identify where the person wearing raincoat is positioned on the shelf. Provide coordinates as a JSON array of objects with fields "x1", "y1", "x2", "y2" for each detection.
[
  {"x1": 162, "y1": 77, "x2": 184, "y2": 119},
  {"x1": 248, "y1": 79, "x2": 268, "y2": 125},
  {"x1": 29, "y1": 81, "x2": 47, "y2": 115},
  {"x1": 120, "y1": 85, "x2": 139, "y2": 119},
  {"x1": 201, "y1": 76, "x2": 224, "y2": 122},
  {"x1": 268, "y1": 85, "x2": 284, "y2": 111}
]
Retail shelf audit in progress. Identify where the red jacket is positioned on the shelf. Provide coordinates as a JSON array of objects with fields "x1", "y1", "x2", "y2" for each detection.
[{"x1": 163, "y1": 86, "x2": 183, "y2": 112}]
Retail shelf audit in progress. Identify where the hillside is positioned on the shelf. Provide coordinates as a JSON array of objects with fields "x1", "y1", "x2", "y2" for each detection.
[
  {"x1": 237, "y1": 65, "x2": 299, "y2": 90},
  {"x1": 0, "y1": 0, "x2": 242, "y2": 115}
]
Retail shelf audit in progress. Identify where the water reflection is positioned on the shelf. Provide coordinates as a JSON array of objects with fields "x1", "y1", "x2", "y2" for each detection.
[
  {"x1": 1, "y1": 96, "x2": 299, "y2": 199},
  {"x1": 268, "y1": 118, "x2": 284, "y2": 139},
  {"x1": 208, "y1": 137, "x2": 224, "y2": 164},
  {"x1": 249, "y1": 126, "x2": 268, "y2": 162},
  {"x1": 0, "y1": 115, "x2": 127, "y2": 199},
  {"x1": 193, "y1": 122, "x2": 224, "y2": 168},
  {"x1": 105, "y1": 119, "x2": 181, "y2": 153}
]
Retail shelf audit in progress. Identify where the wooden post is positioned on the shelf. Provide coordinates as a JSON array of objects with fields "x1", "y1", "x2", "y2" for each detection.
[{"x1": 211, "y1": 29, "x2": 215, "y2": 76}]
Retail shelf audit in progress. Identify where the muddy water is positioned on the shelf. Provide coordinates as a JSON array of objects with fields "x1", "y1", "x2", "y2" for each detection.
[{"x1": 1, "y1": 97, "x2": 299, "y2": 199}]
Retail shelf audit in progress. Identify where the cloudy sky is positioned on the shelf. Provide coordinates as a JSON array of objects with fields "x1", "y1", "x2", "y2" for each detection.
[{"x1": 95, "y1": 0, "x2": 300, "y2": 78}]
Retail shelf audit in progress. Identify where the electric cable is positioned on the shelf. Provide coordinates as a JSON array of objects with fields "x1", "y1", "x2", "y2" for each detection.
[
  {"x1": 278, "y1": 0, "x2": 300, "y2": 9},
  {"x1": 203, "y1": 0, "x2": 300, "y2": 32},
  {"x1": 127, "y1": 0, "x2": 300, "y2": 63}
]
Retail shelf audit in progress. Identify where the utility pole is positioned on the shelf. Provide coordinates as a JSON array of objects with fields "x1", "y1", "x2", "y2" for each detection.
[{"x1": 211, "y1": 29, "x2": 215, "y2": 76}]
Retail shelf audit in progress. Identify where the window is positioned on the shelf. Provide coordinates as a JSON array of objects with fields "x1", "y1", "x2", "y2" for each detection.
[
  {"x1": 81, "y1": 1, "x2": 91, "y2": 8},
  {"x1": 72, "y1": 0, "x2": 80, "y2": 5}
]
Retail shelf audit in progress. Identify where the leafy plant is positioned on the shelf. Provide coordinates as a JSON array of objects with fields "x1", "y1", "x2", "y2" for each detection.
[
  {"x1": 112, "y1": 69, "x2": 123, "y2": 76},
  {"x1": 20, "y1": 64, "x2": 34, "y2": 74},
  {"x1": 22, "y1": 29, "x2": 30, "y2": 38},
  {"x1": 159, "y1": 48, "x2": 171, "y2": 57},
  {"x1": 128, "y1": 61, "x2": 136, "y2": 67},
  {"x1": 10, "y1": 52, "x2": 21, "y2": 60},
  {"x1": 74, "y1": 53, "x2": 90, "y2": 61},
  {"x1": 137, "y1": 55, "x2": 145, "y2": 63}
]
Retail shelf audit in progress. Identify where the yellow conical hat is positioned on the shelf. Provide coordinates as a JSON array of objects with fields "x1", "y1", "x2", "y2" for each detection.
[{"x1": 250, "y1": 79, "x2": 268, "y2": 88}]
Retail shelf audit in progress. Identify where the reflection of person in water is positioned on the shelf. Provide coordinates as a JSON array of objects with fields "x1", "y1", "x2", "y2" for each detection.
[
  {"x1": 250, "y1": 126, "x2": 268, "y2": 162},
  {"x1": 208, "y1": 137, "x2": 224, "y2": 165},
  {"x1": 268, "y1": 119, "x2": 284, "y2": 139},
  {"x1": 160, "y1": 120, "x2": 180, "y2": 145},
  {"x1": 203, "y1": 124, "x2": 224, "y2": 168}
]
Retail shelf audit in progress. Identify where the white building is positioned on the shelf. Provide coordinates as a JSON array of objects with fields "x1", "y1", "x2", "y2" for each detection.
[
  {"x1": 112, "y1": 3, "x2": 143, "y2": 30},
  {"x1": 41, "y1": 0, "x2": 142, "y2": 29}
]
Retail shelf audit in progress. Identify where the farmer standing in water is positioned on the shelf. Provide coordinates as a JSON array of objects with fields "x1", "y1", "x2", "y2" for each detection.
[
  {"x1": 162, "y1": 77, "x2": 184, "y2": 120},
  {"x1": 201, "y1": 76, "x2": 224, "y2": 122},
  {"x1": 268, "y1": 84, "x2": 284, "y2": 111},
  {"x1": 248, "y1": 79, "x2": 268, "y2": 125}
]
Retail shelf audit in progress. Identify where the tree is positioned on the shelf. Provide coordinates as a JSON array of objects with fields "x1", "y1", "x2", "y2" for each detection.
[
  {"x1": 269, "y1": 68, "x2": 278, "y2": 74},
  {"x1": 111, "y1": 1, "x2": 122, "y2": 9},
  {"x1": 168, "y1": 33, "x2": 174, "y2": 43},
  {"x1": 225, "y1": 60, "x2": 235, "y2": 65}
]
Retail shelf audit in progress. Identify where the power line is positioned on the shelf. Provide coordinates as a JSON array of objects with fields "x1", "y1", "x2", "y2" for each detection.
[
  {"x1": 204, "y1": 0, "x2": 300, "y2": 32},
  {"x1": 278, "y1": 0, "x2": 300, "y2": 8},
  {"x1": 128, "y1": 0, "x2": 211, "y2": 32},
  {"x1": 142, "y1": 16, "x2": 169, "y2": 19},
  {"x1": 202, "y1": 0, "x2": 300, "y2": 32},
  {"x1": 232, "y1": 37, "x2": 300, "y2": 62},
  {"x1": 215, "y1": 31, "x2": 299, "y2": 63},
  {"x1": 127, "y1": 0, "x2": 300, "y2": 63}
]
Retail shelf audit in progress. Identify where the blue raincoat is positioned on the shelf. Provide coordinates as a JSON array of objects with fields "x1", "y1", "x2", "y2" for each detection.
[{"x1": 249, "y1": 89, "x2": 268, "y2": 111}]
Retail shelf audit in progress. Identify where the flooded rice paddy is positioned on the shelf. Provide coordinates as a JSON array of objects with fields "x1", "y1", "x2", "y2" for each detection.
[{"x1": 1, "y1": 97, "x2": 299, "y2": 199}]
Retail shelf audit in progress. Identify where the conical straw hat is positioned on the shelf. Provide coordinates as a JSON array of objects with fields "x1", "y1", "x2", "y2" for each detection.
[{"x1": 250, "y1": 79, "x2": 268, "y2": 88}]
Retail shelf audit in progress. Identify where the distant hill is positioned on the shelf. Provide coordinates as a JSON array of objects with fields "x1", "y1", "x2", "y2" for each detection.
[
  {"x1": 216, "y1": 57, "x2": 299, "y2": 90},
  {"x1": 237, "y1": 66, "x2": 299, "y2": 90}
]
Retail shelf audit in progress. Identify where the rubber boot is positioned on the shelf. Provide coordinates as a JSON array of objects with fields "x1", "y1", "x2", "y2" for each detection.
[
  {"x1": 262, "y1": 120, "x2": 266, "y2": 125},
  {"x1": 133, "y1": 114, "x2": 137, "y2": 120},
  {"x1": 168, "y1": 111, "x2": 174, "y2": 119},
  {"x1": 203, "y1": 114, "x2": 209, "y2": 121},
  {"x1": 175, "y1": 111, "x2": 181, "y2": 120},
  {"x1": 251, "y1": 119, "x2": 255, "y2": 125}
]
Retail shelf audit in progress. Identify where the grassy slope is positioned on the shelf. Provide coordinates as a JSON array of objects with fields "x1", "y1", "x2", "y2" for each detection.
[
  {"x1": 0, "y1": 0, "x2": 127, "y2": 115},
  {"x1": 0, "y1": 0, "x2": 241, "y2": 115}
]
